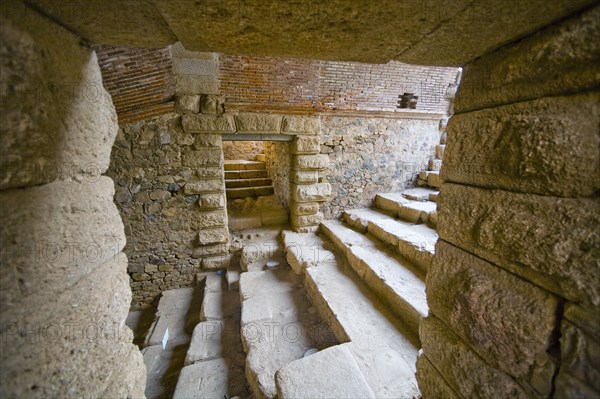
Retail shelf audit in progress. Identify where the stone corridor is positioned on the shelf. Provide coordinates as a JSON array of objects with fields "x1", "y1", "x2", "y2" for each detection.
[{"x1": 1, "y1": 1, "x2": 598, "y2": 398}]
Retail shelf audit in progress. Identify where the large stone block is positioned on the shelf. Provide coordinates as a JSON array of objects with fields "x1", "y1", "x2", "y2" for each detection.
[
  {"x1": 438, "y1": 183, "x2": 600, "y2": 306},
  {"x1": 416, "y1": 352, "x2": 460, "y2": 399},
  {"x1": 290, "y1": 200, "x2": 320, "y2": 216},
  {"x1": 281, "y1": 116, "x2": 320, "y2": 135},
  {"x1": 181, "y1": 148, "x2": 223, "y2": 167},
  {"x1": 181, "y1": 114, "x2": 235, "y2": 133},
  {"x1": 294, "y1": 154, "x2": 330, "y2": 170},
  {"x1": 428, "y1": 241, "x2": 558, "y2": 393},
  {"x1": 0, "y1": 9, "x2": 119, "y2": 190},
  {"x1": 197, "y1": 228, "x2": 229, "y2": 246},
  {"x1": 455, "y1": 6, "x2": 600, "y2": 113},
  {"x1": 193, "y1": 134, "x2": 222, "y2": 149},
  {"x1": 291, "y1": 137, "x2": 320, "y2": 154},
  {"x1": 444, "y1": 93, "x2": 600, "y2": 197},
  {"x1": 291, "y1": 170, "x2": 319, "y2": 184},
  {"x1": 184, "y1": 179, "x2": 224, "y2": 194},
  {"x1": 175, "y1": 95, "x2": 200, "y2": 113},
  {"x1": 196, "y1": 210, "x2": 227, "y2": 229},
  {"x1": 172, "y1": 57, "x2": 218, "y2": 76},
  {"x1": 291, "y1": 212, "x2": 324, "y2": 228},
  {"x1": 0, "y1": 177, "x2": 125, "y2": 304},
  {"x1": 175, "y1": 75, "x2": 220, "y2": 95},
  {"x1": 291, "y1": 183, "x2": 332, "y2": 202},
  {"x1": 234, "y1": 113, "x2": 282, "y2": 133},
  {"x1": 198, "y1": 193, "x2": 225, "y2": 210},
  {"x1": 420, "y1": 316, "x2": 529, "y2": 399}
]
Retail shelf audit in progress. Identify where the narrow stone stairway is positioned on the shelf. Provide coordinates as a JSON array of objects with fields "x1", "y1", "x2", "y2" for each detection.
[{"x1": 225, "y1": 159, "x2": 274, "y2": 199}]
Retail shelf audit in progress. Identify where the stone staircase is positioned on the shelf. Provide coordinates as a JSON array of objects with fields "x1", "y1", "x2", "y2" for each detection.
[
  {"x1": 225, "y1": 158, "x2": 274, "y2": 199},
  {"x1": 417, "y1": 130, "x2": 446, "y2": 189}
]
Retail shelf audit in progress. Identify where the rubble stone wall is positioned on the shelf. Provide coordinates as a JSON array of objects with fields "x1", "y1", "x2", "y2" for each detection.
[
  {"x1": 417, "y1": 6, "x2": 600, "y2": 398},
  {"x1": 223, "y1": 140, "x2": 265, "y2": 161},
  {"x1": 264, "y1": 141, "x2": 292, "y2": 209},
  {"x1": 0, "y1": 3, "x2": 145, "y2": 397}
]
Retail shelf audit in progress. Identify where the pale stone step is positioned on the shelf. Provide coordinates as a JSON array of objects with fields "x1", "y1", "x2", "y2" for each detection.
[
  {"x1": 343, "y1": 209, "x2": 438, "y2": 273},
  {"x1": 239, "y1": 268, "x2": 338, "y2": 399},
  {"x1": 255, "y1": 154, "x2": 266, "y2": 162},
  {"x1": 428, "y1": 192, "x2": 439, "y2": 202},
  {"x1": 142, "y1": 344, "x2": 185, "y2": 399},
  {"x1": 402, "y1": 187, "x2": 439, "y2": 202},
  {"x1": 320, "y1": 220, "x2": 427, "y2": 334},
  {"x1": 225, "y1": 177, "x2": 273, "y2": 188},
  {"x1": 427, "y1": 171, "x2": 442, "y2": 188},
  {"x1": 145, "y1": 287, "x2": 199, "y2": 348},
  {"x1": 281, "y1": 230, "x2": 336, "y2": 275},
  {"x1": 374, "y1": 192, "x2": 409, "y2": 215},
  {"x1": 184, "y1": 320, "x2": 225, "y2": 365},
  {"x1": 226, "y1": 185, "x2": 274, "y2": 198},
  {"x1": 225, "y1": 169, "x2": 268, "y2": 179},
  {"x1": 397, "y1": 199, "x2": 437, "y2": 224},
  {"x1": 200, "y1": 290, "x2": 239, "y2": 321},
  {"x1": 435, "y1": 144, "x2": 445, "y2": 159},
  {"x1": 428, "y1": 158, "x2": 443, "y2": 171},
  {"x1": 224, "y1": 160, "x2": 266, "y2": 171},
  {"x1": 304, "y1": 243, "x2": 421, "y2": 397},
  {"x1": 173, "y1": 358, "x2": 229, "y2": 399},
  {"x1": 275, "y1": 343, "x2": 375, "y2": 399}
]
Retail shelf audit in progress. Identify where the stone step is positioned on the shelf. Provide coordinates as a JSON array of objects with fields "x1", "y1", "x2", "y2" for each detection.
[
  {"x1": 173, "y1": 358, "x2": 229, "y2": 399},
  {"x1": 275, "y1": 343, "x2": 375, "y2": 399},
  {"x1": 320, "y1": 220, "x2": 427, "y2": 334},
  {"x1": 226, "y1": 185, "x2": 274, "y2": 199},
  {"x1": 428, "y1": 192, "x2": 439, "y2": 202},
  {"x1": 435, "y1": 144, "x2": 445, "y2": 159},
  {"x1": 402, "y1": 187, "x2": 439, "y2": 202},
  {"x1": 225, "y1": 169, "x2": 268, "y2": 180},
  {"x1": 303, "y1": 236, "x2": 421, "y2": 397},
  {"x1": 375, "y1": 193, "x2": 437, "y2": 224},
  {"x1": 145, "y1": 287, "x2": 198, "y2": 348},
  {"x1": 239, "y1": 268, "x2": 338, "y2": 399},
  {"x1": 343, "y1": 208, "x2": 438, "y2": 273},
  {"x1": 425, "y1": 171, "x2": 442, "y2": 188},
  {"x1": 225, "y1": 177, "x2": 273, "y2": 188},
  {"x1": 429, "y1": 158, "x2": 443, "y2": 171},
  {"x1": 281, "y1": 230, "x2": 336, "y2": 275},
  {"x1": 255, "y1": 154, "x2": 266, "y2": 162},
  {"x1": 228, "y1": 208, "x2": 289, "y2": 231},
  {"x1": 240, "y1": 238, "x2": 287, "y2": 272},
  {"x1": 224, "y1": 160, "x2": 267, "y2": 171}
]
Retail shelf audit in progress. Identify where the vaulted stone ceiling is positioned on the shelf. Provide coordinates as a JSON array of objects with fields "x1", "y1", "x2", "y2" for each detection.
[{"x1": 27, "y1": 0, "x2": 596, "y2": 66}]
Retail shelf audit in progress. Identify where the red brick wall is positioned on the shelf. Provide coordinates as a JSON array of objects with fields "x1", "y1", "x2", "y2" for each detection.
[
  {"x1": 95, "y1": 45, "x2": 175, "y2": 124},
  {"x1": 220, "y1": 55, "x2": 458, "y2": 114}
]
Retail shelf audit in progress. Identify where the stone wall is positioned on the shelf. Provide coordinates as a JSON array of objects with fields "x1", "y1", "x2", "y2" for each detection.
[
  {"x1": 223, "y1": 140, "x2": 265, "y2": 161},
  {"x1": 264, "y1": 141, "x2": 292, "y2": 209},
  {"x1": 319, "y1": 115, "x2": 441, "y2": 218},
  {"x1": 417, "y1": 6, "x2": 600, "y2": 399},
  {"x1": 0, "y1": 2, "x2": 145, "y2": 397}
]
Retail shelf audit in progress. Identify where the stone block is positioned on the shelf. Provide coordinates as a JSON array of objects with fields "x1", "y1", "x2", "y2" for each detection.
[
  {"x1": 0, "y1": 177, "x2": 125, "y2": 304},
  {"x1": 455, "y1": 6, "x2": 600, "y2": 113},
  {"x1": 193, "y1": 134, "x2": 222, "y2": 148},
  {"x1": 281, "y1": 116, "x2": 321, "y2": 135},
  {"x1": 198, "y1": 193, "x2": 225, "y2": 210},
  {"x1": 173, "y1": 57, "x2": 218, "y2": 76},
  {"x1": 234, "y1": 113, "x2": 282, "y2": 133},
  {"x1": 416, "y1": 352, "x2": 460, "y2": 399},
  {"x1": 291, "y1": 170, "x2": 319, "y2": 184},
  {"x1": 184, "y1": 179, "x2": 223, "y2": 194},
  {"x1": 181, "y1": 114, "x2": 235, "y2": 133},
  {"x1": 182, "y1": 148, "x2": 223, "y2": 168},
  {"x1": 185, "y1": 321, "x2": 225, "y2": 365},
  {"x1": 428, "y1": 240, "x2": 559, "y2": 392},
  {"x1": 196, "y1": 167, "x2": 223, "y2": 179},
  {"x1": 200, "y1": 95, "x2": 224, "y2": 115},
  {"x1": 438, "y1": 183, "x2": 600, "y2": 306},
  {"x1": 291, "y1": 183, "x2": 332, "y2": 202},
  {"x1": 291, "y1": 212, "x2": 324, "y2": 228},
  {"x1": 291, "y1": 137, "x2": 321, "y2": 154},
  {"x1": 420, "y1": 316, "x2": 529, "y2": 399},
  {"x1": 290, "y1": 200, "x2": 320, "y2": 216},
  {"x1": 197, "y1": 228, "x2": 229, "y2": 246},
  {"x1": 175, "y1": 95, "x2": 200, "y2": 113},
  {"x1": 173, "y1": 358, "x2": 228, "y2": 399},
  {"x1": 558, "y1": 317, "x2": 600, "y2": 392},
  {"x1": 202, "y1": 254, "x2": 233, "y2": 270},
  {"x1": 175, "y1": 75, "x2": 220, "y2": 95},
  {"x1": 294, "y1": 154, "x2": 329, "y2": 170},
  {"x1": 196, "y1": 210, "x2": 227, "y2": 229},
  {"x1": 444, "y1": 93, "x2": 600, "y2": 197}
]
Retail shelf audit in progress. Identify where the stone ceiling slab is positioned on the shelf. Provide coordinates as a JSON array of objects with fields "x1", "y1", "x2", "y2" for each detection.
[{"x1": 29, "y1": 0, "x2": 177, "y2": 48}]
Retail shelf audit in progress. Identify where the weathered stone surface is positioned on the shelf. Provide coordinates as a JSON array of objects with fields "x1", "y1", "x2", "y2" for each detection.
[
  {"x1": 416, "y1": 352, "x2": 460, "y2": 399},
  {"x1": 202, "y1": 254, "x2": 234, "y2": 270},
  {"x1": 438, "y1": 183, "x2": 600, "y2": 306},
  {"x1": 181, "y1": 114, "x2": 235, "y2": 133},
  {"x1": 281, "y1": 116, "x2": 321, "y2": 135},
  {"x1": 291, "y1": 170, "x2": 319, "y2": 184},
  {"x1": 173, "y1": 358, "x2": 229, "y2": 399},
  {"x1": 1, "y1": 7, "x2": 119, "y2": 190},
  {"x1": 193, "y1": 134, "x2": 222, "y2": 148},
  {"x1": 185, "y1": 179, "x2": 223, "y2": 194},
  {"x1": 200, "y1": 95, "x2": 224, "y2": 115},
  {"x1": 290, "y1": 200, "x2": 320, "y2": 216},
  {"x1": 455, "y1": 5, "x2": 600, "y2": 113},
  {"x1": 175, "y1": 75, "x2": 220, "y2": 95},
  {"x1": 420, "y1": 316, "x2": 529, "y2": 399},
  {"x1": 181, "y1": 148, "x2": 222, "y2": 167},
  {"x1": 185, "y1": 321, "x2": 225, "y2": 365},
  {"x1": 234, "y1": 113, "x2": 282, "y2": 133},
  {"x1": 175, "y1": 95, "x2": 200, "y2": 113},
  {"x1": 292, "y1": 183, "x2": 332, "y2": 202},
  {"x1": 173, "y1": 57, "x2": 218, "y2": 76},
  {"x1": 198, "y1": 228, "x2": 229, "y2": 246},
  {"x1": 444, "y1": 93, "x2": 600, "y2": 197},
  {"x1": 291, "y1": 137, "x2": 321, "y2": 155},
  {"x1": 428, "y1": 240, "x2": 559, "y2": 392},
  {"x1": 198, "y1": 193, "x2": 225, "y2": 210},
  {"x1": 295, "y1": 154, "x2": 330, "y2": 170},
  {"x1": 275, "y1": 343, "x2": 375, "y2": 399},
  {"x1": 0, "y1": 177, "x2": 125, "y2": 304},
  {"x1": 196, "y1": 210, "x2": 227, "y2": 229},
  {"x1": 291, "y1": 212, "x2": 324, "y2": 228}
]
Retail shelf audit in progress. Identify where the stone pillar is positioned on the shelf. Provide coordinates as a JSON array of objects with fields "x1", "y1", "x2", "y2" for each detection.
[
  {"x1": 0, "y1": 2, "x2": 145, "y2": 397},
  {"x1": 417, "y1": 6, "x2": 599, "y2": 399}
]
